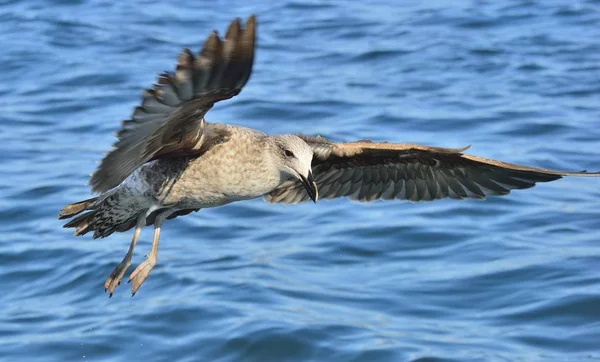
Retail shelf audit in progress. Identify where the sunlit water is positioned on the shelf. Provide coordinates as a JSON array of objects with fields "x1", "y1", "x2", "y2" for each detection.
[{"x1": 1, "y1": 1, "x2": 600, "y2": 361}]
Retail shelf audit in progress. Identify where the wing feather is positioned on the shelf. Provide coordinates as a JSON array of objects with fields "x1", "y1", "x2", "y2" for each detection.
[
  {"x1": 266, "y1": 135, "x2": 599, "y2": 204},
  {"x1": 90, "y1": 15, "x2": 257, "y2": 192}
]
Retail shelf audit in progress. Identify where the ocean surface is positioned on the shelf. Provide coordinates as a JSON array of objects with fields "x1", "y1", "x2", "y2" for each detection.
[{"x1": 2, "y1": 0, "x2": 600, "y2": 361}]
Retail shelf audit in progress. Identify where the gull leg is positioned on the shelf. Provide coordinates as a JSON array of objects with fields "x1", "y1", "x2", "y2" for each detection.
[
  {"x1": 128, "y1": 208, "x2": 176, "y2": 296},
  {"x1": 104, "y1": 209, "x2": 152, "y2": 297}
]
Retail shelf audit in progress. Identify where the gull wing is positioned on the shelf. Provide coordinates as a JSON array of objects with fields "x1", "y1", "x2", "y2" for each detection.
[
  {"x1": 267, "y1": 135, "x2": 599, "y2": 203},
  {"x1": 90, "y1": 15, "x2": 257, "y2": 192}
]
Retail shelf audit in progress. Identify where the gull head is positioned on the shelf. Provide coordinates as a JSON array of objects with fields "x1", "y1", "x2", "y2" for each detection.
[{"x1": 271, "y1": 135, "x2": 318, "y2": 203}]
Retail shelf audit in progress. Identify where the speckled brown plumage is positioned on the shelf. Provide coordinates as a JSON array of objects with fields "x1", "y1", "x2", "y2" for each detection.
[{"x1": 59, "y1": 15, "x2": 600, "y2": 297}]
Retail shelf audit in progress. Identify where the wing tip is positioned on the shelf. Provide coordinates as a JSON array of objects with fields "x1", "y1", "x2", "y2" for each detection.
[
  {"x1": 458, "y1": 144, "x2": 471, "y2": 153},
  {"x1": 246, "y1": 14, "x2": 257, "y2": 34},
  {"x1": 563, "y1": 170, "x2": 600, "y2": 177}
]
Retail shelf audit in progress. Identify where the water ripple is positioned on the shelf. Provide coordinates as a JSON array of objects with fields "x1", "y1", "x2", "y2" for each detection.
[{"x1": 1, "y1": 0, "x2": 600, "y2": 361}]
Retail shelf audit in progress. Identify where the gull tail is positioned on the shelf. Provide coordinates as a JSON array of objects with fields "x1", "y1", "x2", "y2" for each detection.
[
  {"x1": 60, "y1": 197, "x2": 100, "y2": 237},
  {"x1": 59, "y1": 192, "x2": 142, "y2": 239},
  {"x1": 59, "y1": 197, "x2": 98, "y2": 220}
]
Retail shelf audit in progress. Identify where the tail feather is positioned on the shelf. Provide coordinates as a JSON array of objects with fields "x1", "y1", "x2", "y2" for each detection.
[
  {"x1": 64, "y1": 210, "x2": 98, "y2": 236},
  {"x1": 61, "y1": 194, "x2": 197, "y2": 238},
  {"x1": 59, "y1": 197, "x2": 98, "y2": 219},
  {"x1": 60, "y1": 192, "x2": 142, "y2": 238}
]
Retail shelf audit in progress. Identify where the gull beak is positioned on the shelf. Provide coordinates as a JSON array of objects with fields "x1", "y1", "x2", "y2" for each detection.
[{"x1": 300, "y1": 171, "x2": 319, "y2": 203}]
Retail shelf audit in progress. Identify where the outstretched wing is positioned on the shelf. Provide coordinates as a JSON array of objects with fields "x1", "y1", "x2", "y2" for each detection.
[
  {"x1": 267, "y1": 135, "x2": 599, "y2": 204},
  {"x1": 90, "y1": 15, "x2": 257, "y2": 192}
]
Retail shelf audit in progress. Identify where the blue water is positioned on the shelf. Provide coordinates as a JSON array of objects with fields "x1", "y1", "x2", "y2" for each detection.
[{"x1": 2, "y1": 0, "x2": 600, "y2": 361}]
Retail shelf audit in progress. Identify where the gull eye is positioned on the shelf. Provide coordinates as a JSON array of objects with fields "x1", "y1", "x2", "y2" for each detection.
[{"x1": 284, "y1": 149, "x2": 294, "y2": 158}]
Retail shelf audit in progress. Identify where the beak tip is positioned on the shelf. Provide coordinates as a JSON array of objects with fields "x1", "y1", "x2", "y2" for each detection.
[{"x1": 300, "y1": 172, "x2": 318, "y2": 204}]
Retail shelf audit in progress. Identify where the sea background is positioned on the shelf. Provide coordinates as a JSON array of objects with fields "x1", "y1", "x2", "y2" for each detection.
[{"x1": 1, "y1": 0, "x2": 600, "y2": 361}]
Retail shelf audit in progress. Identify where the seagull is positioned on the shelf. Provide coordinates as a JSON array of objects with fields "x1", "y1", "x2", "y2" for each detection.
[{"x1": 59, "y1": 15, "x2": 599, "y2": 297}]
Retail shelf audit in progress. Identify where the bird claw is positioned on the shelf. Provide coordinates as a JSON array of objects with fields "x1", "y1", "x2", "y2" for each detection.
[
  {"x1": 128, "y1": 259, "x2": 156, "y2": 297},
  {"x1": 104, "y1": 259, "x2": 131, "y2": 297}
]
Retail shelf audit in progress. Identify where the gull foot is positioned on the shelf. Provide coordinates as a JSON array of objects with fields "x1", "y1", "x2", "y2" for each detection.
[
  {"x1": 104, "y1": 259, "x2": 132, "y2": 297},
  {"x1": 128, "y1": 259, "x2": 156, "y2": 296}
]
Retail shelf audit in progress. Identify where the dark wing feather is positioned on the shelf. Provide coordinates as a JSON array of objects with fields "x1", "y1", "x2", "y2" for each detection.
[
  {"x1": 90, "y1": 15, "x2": 257, "y2": 192},
  {"x1": 267, "y1": 135, "x2": 600, "y2": 204}
]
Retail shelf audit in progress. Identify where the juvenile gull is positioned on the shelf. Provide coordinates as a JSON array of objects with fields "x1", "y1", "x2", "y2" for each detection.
[{"x1": 60, "y1": 15, "x2": 600, "y2": 297}]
